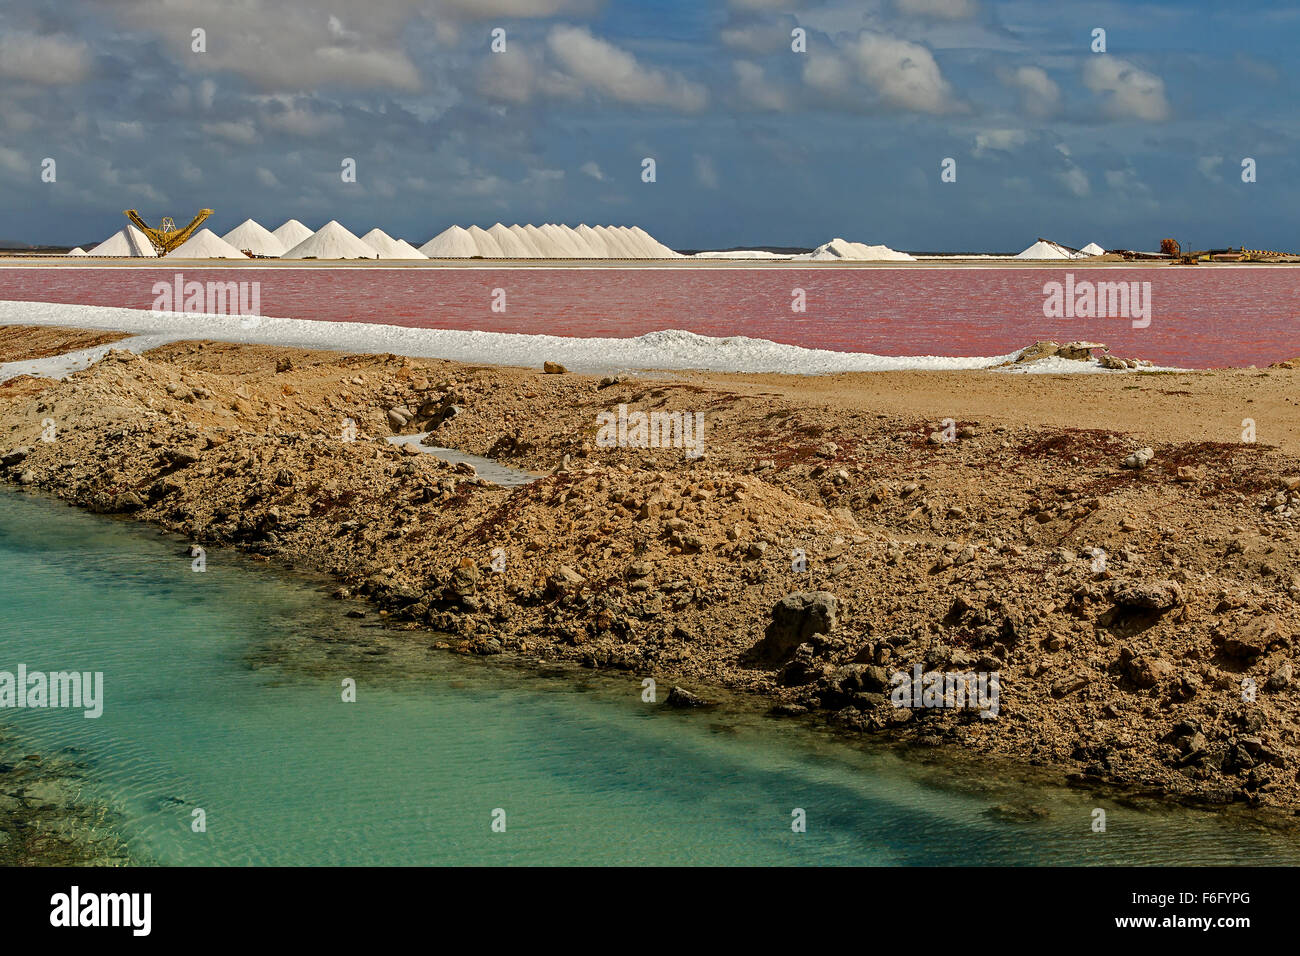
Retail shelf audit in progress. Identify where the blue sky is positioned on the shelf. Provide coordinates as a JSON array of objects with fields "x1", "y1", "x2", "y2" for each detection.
[{"x1": 1, "y1": 0, "x2": 1298, "y2": 251}]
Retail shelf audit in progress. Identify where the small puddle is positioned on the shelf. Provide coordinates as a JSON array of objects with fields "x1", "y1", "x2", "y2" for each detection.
[{"x1": 384, "y1": 433, "x2": 542, "y2": 488}]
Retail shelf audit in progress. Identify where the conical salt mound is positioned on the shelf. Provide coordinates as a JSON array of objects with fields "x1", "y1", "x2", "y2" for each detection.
[
  {"x1": 539, "y1": 224, "x2": 582, "y2": 258},
  {"x1": 282, "y1": 220, "x2": 377, "y2": 259},
  {"x1": 524, "y1": 224, "x2": 558, "y2": 256},
  {"x1": 166, "y1": 228, "x2": 249, "y2": 259},
  {"x1": 89, "y1": 225, "x2": 157, "y2": 257},
  {"x1": 509, "y1": 224, "x2": 544, "y2": 257},
  {"x1": 574, "y1": 224, "x2": 608, "y2": 257},
  {"x1": 629, "y1": 225, "x2": 680, "y2": 258},
  {"x1": 1080, "y1": 242, "x2": 1105, "y2": 256},
  {"x1": 594, "y1": 225, "x2": 637, "y2": 258},
  {"x1": 420, "y1": 226, "x2": 478, "y2": 258},
  {"x1": 1016, "y1": 238, "x2": 1075, "y2": 260},
  {"x1": 617, "y1": 225, "x2": 654, "y2": 258},
  {"x1": 222, "y1": 219, "x2": 285, "y2": 257},
  {"x1": 271, "y1": 219, "x2": 314, "y2": 250},
  {"x1": 467, "y1": 225, "x2": 504, "y2": 258},
  {"x1": 802, "y1": 238, "x2": 915, "y2": 261},
  {"x1": 67, "y1": 247, "x2": 88, "y2": 256},
  {"x1": 487, "y1": 223, "x2": 531, "y2": 258},
  {"x1": 361, "y1": 228, "x2": 427, "y2": 260}
]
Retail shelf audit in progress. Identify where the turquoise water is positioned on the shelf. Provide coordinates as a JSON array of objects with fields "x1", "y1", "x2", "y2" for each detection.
[{"x1": 1, "y1": 487, "x2": 1296, "y2": 866}]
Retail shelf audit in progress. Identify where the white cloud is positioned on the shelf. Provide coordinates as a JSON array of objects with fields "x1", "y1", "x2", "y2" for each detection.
[
  {"x1": 733, "y1": 61, "x2": 788, "y2": 111},
  {"x1": 848, "y1": 32, "x2": 955, "y2": 114},
  {"x1": 109, "y1": 0, "x2": 423, "y2": 92},
  {"x1": 546, "y1": 26, "x2": 707, "y2": 111},
  {"x1": 721, "y1": 22, "x2": 789, "y2": 54},
  {"x1": 258, "y1": 98, "x2": 345, "y2": 136},
  {"x1": 580, "y1": 161, "x2": 605, "y2": 181},
  {"x1": 438, "y1": 0, "x2": 599, "y2": 15},
  {"x1": 1082, "y1": 57, "x2": 1170, "y2": 122},
  {"x1": 803, "y1": 53, "x2": 853, "y2": 94},
  {"x1": 1058, "y1": 166, "x2": 1090, "y2": 198},
  {"x1": 202, "y1": 120, "x2": 259, "y2": 144},
  {"x1": 895, "y1": 0, "x2": 977, "y2": 19},
  {"x1": 0, "y1": 33, "x2": 91, "y2": 85},
  {"x1": 256, "y1": 168, "x2": 281, "y2": 187},
  {"x1": 0, "y1": 147, "x2": 27, "y2": 176},
  {"x1": 973, "y1": 128, "x2": 1027, "y2": 156},
  {"x1": 694, "y1": 154, "x2": 719, "y2": 189},
  {"x1": 1197, "y1": 155, "x2": 1225, "y2": 182},
  {"x1": 1104, "y1": 167, "x2": 1148, "y2": 193},
  {"x1": 999, "y1": 65, "x2": 1060, "y2": 118}
]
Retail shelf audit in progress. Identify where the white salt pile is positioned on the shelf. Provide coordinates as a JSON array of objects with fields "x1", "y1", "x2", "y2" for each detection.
[
  {"x1": 416, "y1": 223, "x2": 680, "y2": 259},
  {"x1": 800, "y1": 238, "x2": 915, "y2": 262},
  {"x1": 420, "y1": 226, "x2": 479, "y2": 258},
  {"x1": 1016, "y1": 239, "x2": 1077, "y2": 260},
  {"x1": 271, "y1": 219, "x2": 315, "y2": 249},
  {"x1": 14, "y1": 300, "x2": 1181, "y2": 376},
  {"x1": 574, "y1": 224, "x2": 609, "y2": 256},
  {"x1": 467, "y1": 225, "x2": 504, "y2": 258},
  {"x1": 515, "y1": 224, "x2": 546, "y2": 257},
  {"x1": 1080, "y1": 242, "x2": 1105, "y2": 256},
  {"x1": 166, "y1": 229, "x2": 249, "y2": 259},
  {"x1": 88, "y1": 225, "x2": 157, "y2": 257},
  {"x1": 361, "y1": 228, "x2": 427, "y2": 260},
  {"x1": 487, "y1": 223, "x2": 531, "y2": 258},
  {"x1": 282, "y1": 221, "x2": 377, "y2": 259},
  {"x1": 595, "y1": 225, "x2": 637, "y2": 257},
  {"x1": 222, "y1": 219, "x2": 286, "y2": 258},
  {"x1": 67, "y1": 247, "x2": 88, "y2": 256}
]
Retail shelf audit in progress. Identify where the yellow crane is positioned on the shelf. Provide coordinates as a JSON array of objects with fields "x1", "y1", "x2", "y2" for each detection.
[{"x1": 123, "y1": 209, "x2": 214, "y2": 255}]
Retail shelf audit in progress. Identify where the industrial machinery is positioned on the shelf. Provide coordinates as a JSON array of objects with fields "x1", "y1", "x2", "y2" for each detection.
[
  {"x1": 1160, "y1": 238, "x2": 1198, "y2": 264},
  {"x1": 123, "y1": 209, "x2": 214, "y2": 255}
]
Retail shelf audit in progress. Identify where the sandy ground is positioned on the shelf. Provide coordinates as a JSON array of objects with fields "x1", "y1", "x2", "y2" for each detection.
[
  {"x1": 0, "y1": 326, "x2": 130, "y2": 364},
  {"x1": 675, "y1": 366, "x2": 1300, "y2": 456},
  {"x1": 3, "y1": 324, "x2": 1300, "y2": 815}
]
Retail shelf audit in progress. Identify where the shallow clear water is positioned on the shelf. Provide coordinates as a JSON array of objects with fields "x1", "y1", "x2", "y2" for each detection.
[{"x1": 0, "y1": 487, "x2": 1296, "y2": 866}]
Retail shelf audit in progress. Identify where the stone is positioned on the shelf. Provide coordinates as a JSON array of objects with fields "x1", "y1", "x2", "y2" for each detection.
[
  {"x1": 755, "y1": 591, "x2": 839, "y2": 662},
  {"x1": 1220, "y1": 615, "x2": 1288, "y2": 660},
  {"x1": 1111, "y1": 579, "x2": 1183, "y2": 611},
  {"x1": 1051, "y1": 672, "x2": 1090, "y2": 697},
  {"x1": 1057, "y1": 341, "x2": 1107, "y2": 361},
  {"x1": 1123, "y1": 653, "x2": 1175, "y2": 688},
  {"x1": 665, "y1": 686, "x2": 710, "y2": 708},
  {"x1": 1266, "y1": 661, "x2": 1293, "y2": 691},
  {"x1": 543, "y1": 361, "x2": 567, "y2": 374},
  {"x1": 1122, "y1": 447, "x2": 1155, "y2": 470},
  {"x1": 547, "y1": 564, "x2": 586, "y2": 594},
  {"x1": 1016, "y1": 341, "x2": 1060, "y2": 363},
  {"x1": 1, "y1": 447, "x2": 30, "y2": 468},
  {"x1": 114, "y1": 491, "x2": 145, "y2": 512}
]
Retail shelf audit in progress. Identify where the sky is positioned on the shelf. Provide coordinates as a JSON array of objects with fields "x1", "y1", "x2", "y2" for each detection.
[{"x1": 1, "y1": 0, "x2": 1298, "y2": 252}]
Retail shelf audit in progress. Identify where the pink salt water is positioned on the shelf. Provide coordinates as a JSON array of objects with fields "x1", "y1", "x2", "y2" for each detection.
[{"x1": 1, "y1": 266, "x2": 1297, "y2": 368}]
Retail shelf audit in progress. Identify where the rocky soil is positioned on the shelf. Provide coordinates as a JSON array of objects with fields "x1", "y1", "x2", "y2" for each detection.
[{"x1": 4, "y1": 327, "x2": 1300, "y2": 812}]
